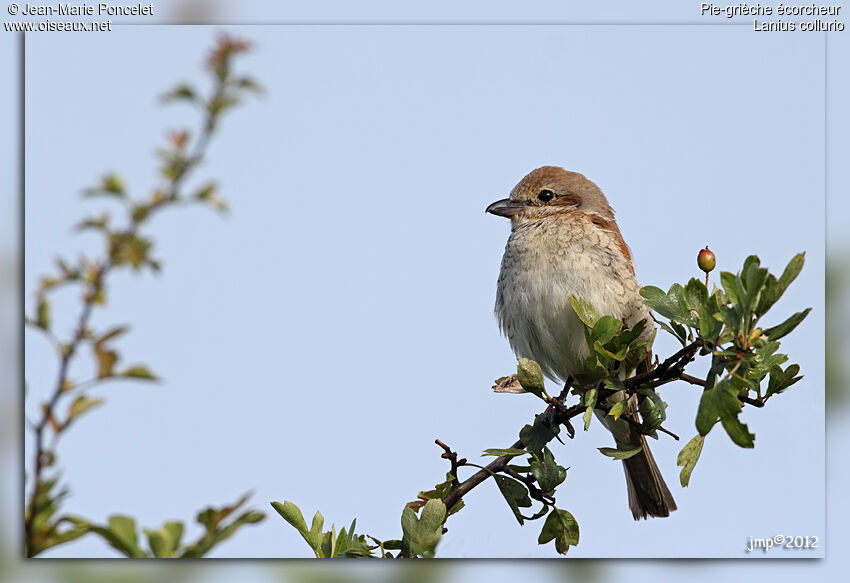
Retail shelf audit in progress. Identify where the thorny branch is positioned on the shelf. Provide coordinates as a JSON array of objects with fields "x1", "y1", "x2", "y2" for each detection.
[{"x1": 433, "y1": 337, "x2": 766, "y2": 514}]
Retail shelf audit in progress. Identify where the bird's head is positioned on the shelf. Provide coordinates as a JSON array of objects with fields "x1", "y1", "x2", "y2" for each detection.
[{"x1": 486, "y1": 166, "x2": 615, "y2": 223}]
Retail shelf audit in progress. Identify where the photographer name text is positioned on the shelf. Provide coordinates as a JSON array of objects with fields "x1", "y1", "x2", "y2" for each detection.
[{"x1": 18, "y1": 2, "x2": 153, "y2": 16}]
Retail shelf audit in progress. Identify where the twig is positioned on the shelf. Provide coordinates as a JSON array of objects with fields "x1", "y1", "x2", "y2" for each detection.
[
  {"x1": 434, "y1": 439, "x2": 462, "y2": 489},
  {"x1": 624, "y1": 340, "x2": 702, "y2": 389}
]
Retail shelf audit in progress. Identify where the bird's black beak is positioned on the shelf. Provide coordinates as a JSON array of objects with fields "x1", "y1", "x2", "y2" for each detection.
[{"x1": 485, "y1": 198, "x2": 524, "y2": 218}]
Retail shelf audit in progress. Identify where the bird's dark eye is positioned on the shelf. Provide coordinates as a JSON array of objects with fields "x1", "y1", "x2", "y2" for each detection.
[{"x1": 537, "y1": 189, "x2": 555, "y2": 203}]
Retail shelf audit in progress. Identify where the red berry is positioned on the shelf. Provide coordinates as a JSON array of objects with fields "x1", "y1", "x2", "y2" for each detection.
[{"x1": 697, "y1": 247, "x2": 716, "y2": 273}]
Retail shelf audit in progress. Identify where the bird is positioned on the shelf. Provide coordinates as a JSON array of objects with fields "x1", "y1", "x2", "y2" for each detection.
[{"x1": 487, "y1": 165, "x2": 676, "y2": 520}]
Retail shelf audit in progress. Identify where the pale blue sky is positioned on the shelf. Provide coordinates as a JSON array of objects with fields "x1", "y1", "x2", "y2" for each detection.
[{"x1": 6, "y1": 0, "x2": 849, "y2": 577}]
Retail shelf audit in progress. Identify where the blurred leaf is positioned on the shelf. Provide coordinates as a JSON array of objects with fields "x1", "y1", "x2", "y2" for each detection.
[
  {"x1": 85, "y1": 515, "x2": 147, "y2": 557},
  {"x1": 144, "y1": 521, "x2": 183, "y2": 558},
  {"x1": 83, "y1": 173, "x2": 126, "y2": 197},
  {"x1": 763, "y1": 308, "x2": 811, "y2": 341},
  {"x1": 36, "y1": 296, "x2": 50, "y2": 330},
  {"x1": 537, "y1": 507, "x2": 579, "y2": 555},
  {"x1": 67, "y1": 396, "x2": 103, "y2": 425},
  {"x1": 121, "y1": 366, "x2": 158, "y2": 381},
  {"x1": 598, "y1": 446, "x2": 642, "y2": 460},
  {"x1": 676, "y1": 434, "x2": 705, "y2": 487},
  {"x1": 93, "y1": 339, "x2": 118, "y2": 379},
  {"x1": 493, "y1": 474, "x2": 532, "y2": 525},
  {"x1": 161, "y1": 83, "x2": 199, "y2": 104}
]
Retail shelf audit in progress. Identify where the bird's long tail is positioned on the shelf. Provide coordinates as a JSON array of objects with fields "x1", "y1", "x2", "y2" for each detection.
[
  {"x1": 594, "y1": 392, "x2": 677, "y2": 520},
  {"x1": 622, "y1": 433, "x2": 677, "y2": 520}
]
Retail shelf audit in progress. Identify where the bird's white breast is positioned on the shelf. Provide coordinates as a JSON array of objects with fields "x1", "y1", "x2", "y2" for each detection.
[{"x1": 495, "y1": 215, "x2": 649, "y2": 382}]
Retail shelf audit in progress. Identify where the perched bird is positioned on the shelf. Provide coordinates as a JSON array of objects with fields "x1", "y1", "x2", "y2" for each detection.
[{"x1": 487, "y1": 166, "x2": 676, "y2": 520}]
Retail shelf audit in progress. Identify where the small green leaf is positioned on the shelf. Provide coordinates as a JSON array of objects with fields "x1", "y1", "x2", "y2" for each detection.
[
  {"x1": 520, "y1": 414, "x2": 559, "y2": 453},
  {"x1": 530, "y1": 448, "x2": 567, "y2": 495},
  {"x1": 516, "y1": 358, "x2": 547, "y2": 399},
  {"x1": 537, "y1": 507, "x2": 579, "y2": 555},
  {"x1": 720, "y1": 272, "x2": 740, "y2": 308},
  {"x1": 598, "y1": 446, "x2": 643, "y2": 460},
  {"x1": 683, "y1": 278, "x2": 708, "y2": 310},
  {"x1": 583, "y1": 388, "x2": 597, "y2": 430},
  {"x1": 676, "y1": 434, "x2": 705, "y2": 487},
  {"x1": 608, "y1": 400, "x2": 628, "y2": 420},
  {"x1": 766, "y1": 364, "x2": 803, "y2": 398},
  {"x1": 106, "y1": 515, "x2": 144, "y2": 557},
  {"x1": 67, "y1": 396, "x2": 103, "y2": 424},
  {"x1": 569, "y1": 296, "x2": 598, "y2": 328},
  {"x1": 696, "y1": 377, "x2": 755, "y2": 447},
  {"x1": 36, "y1": 296, "x2": 50, "y2": 330},
  {"x1": 482, "y1": 448, "x2": 529, "y2": 458},
  {"x1": 592, "y1": 316, "x2": 622, "y2": 345},
  {"x1": 638, "y1": 389, "x2": 667, "y2": 432},
  {"x1": 763, "y1": 308, "x2": 811, "y2": 341},
  {"x1": 401, "y1": 499, "x2": 445, "y2": 557},
  {"x1": 121, "y1": 366, "x2": 158, "y2": 381},
  {"x1": 272, "y1": 500, "x2": 323, "y2": 555}
]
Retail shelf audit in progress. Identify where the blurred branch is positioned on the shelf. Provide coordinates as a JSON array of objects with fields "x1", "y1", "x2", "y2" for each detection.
[{"x1": 24, "y1": 34, "x2": 263, "y2": 558}]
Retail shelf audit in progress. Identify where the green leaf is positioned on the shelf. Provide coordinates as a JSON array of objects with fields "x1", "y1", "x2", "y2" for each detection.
[
  {"x1": 741, "y1": 256, "x2": 769, "y2": 314},
  {"x1": 67, "y1": 396, "x2": 103, "y2": 424},
  {"x1": 401, "y1": 499, "x2": 445, "y2": 557},
  {"x1": 683, "y1": 278, "x2": 708, "y2": 310},
  {"x1": 696, "y1": 377, "x2": 755, "y2": 447},
  {"x1": 530, "y1": 448, "x2": 567, "y2": 495},
  {"x1": 676, "y1": 434, "x2": 705, "y2": 487},
  {"x1": 583, "y1": 388, "x2": 597, "y2": 431},
  {"x1": 766, "y1": 364, "x2": 803, "y2": 398},
  {"x1": 569, "y1": 296, "x2": 598, "y2": 328},
  {"x1": 698, "y1": 302, "x2": 723, "y2": 344},
  {"x1": 95, "y1": 515, "x2": 145, "y2": 557},
  {"x1": 482, "y1": 448, "x2": 528, "y2": 458},
  {"x1": 144, "y1": 525, "x2": 178, "y2": 558},
  {"x1": 758, "y1": 252, "x2": 805, "y2": 315},
  {"x1": 272, "y1": 500, "x2": 323, "y2": 555},
  {"x1": 537, "y1": 508, "x2": 580, "y2": 555},
  {"x1": 84, "y1": 173, "x2": 126, "y2": 197},
  {"x1": 608, "y1": 400, "x2": 628, "y2": 420},
  {"x1": 493, "y1": 474, "x2": 532, "y2": 525},
  {"x1": 121, "y1": 366, "x2": 159, "y2": 381},
  {"x1": 720, "y1": 272, "x2": 740, "y2": 308},
  {"x1": 763, "y1": 308, "x2": 811, "y2": 341},
  {"x1": 520, "y1": 414, "x2": 559, "y2": 453},
  {"x1": 516, "y1": 358, "x2": 547, "y2": 399},
  {"x1": 638, "y1": 389, "x2": 667, "y2": 432},
  {"x1": 598, "y1": 446, "x2": 643, "y2": 460},
  {"x1": 36, "y1": 296, "x2": 50, "y2": 330},
  {"x1": 640, "y1": 284, "x2": 694, "y2": 326},
  {"x1": 592, "y1": 316, "x2": 622, "y2": 345}
]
